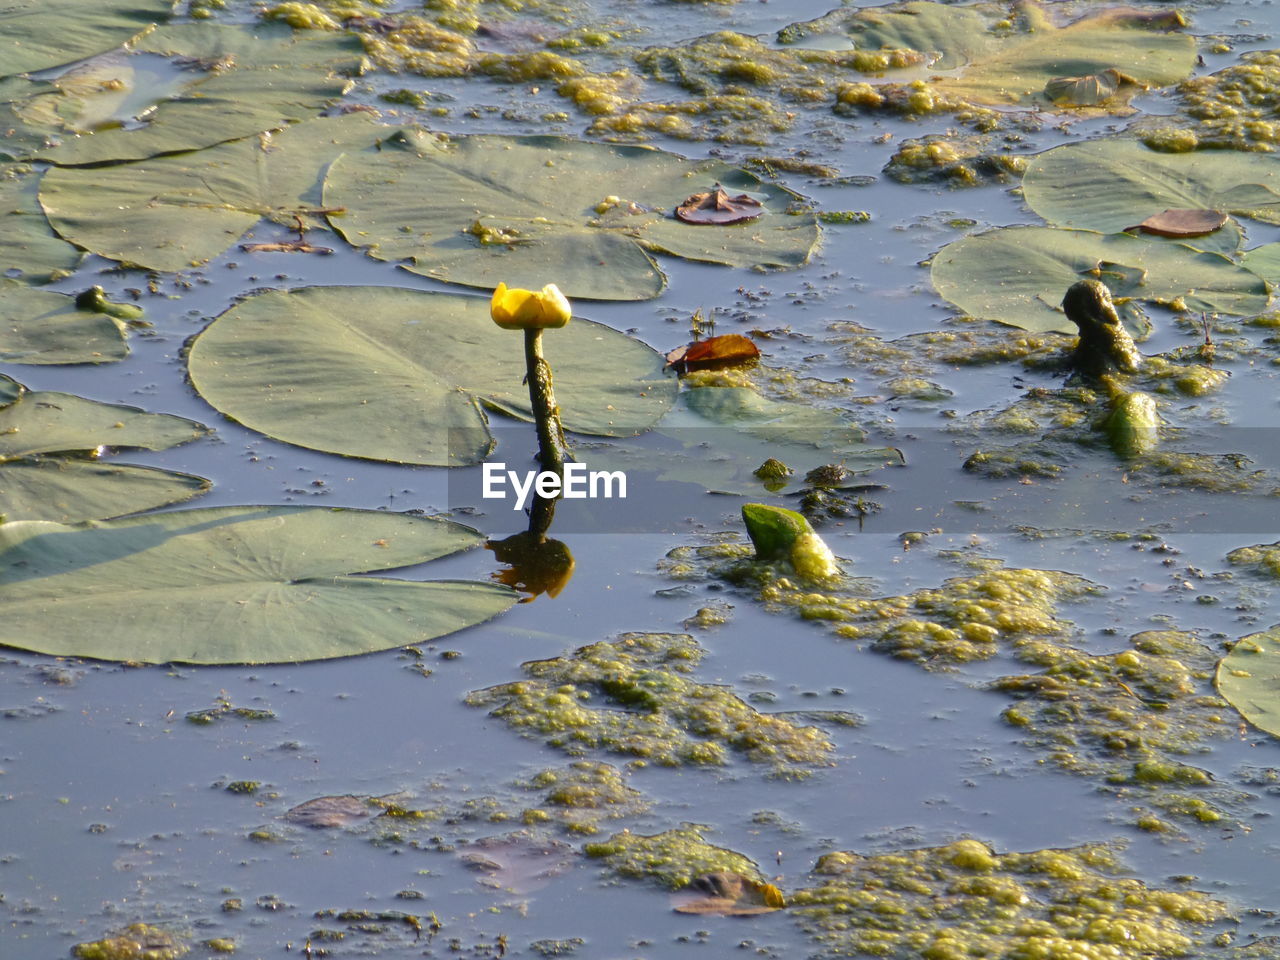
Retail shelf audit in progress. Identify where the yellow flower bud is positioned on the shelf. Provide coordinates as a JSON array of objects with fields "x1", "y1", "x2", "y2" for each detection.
[{"x1": 490, "y1": 282, "x2": 572, "y2": 330}]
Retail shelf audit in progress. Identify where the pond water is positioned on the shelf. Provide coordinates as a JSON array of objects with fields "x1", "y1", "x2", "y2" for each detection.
[{"x1": 7, "y1": 0, "x2": 1280, "y2": 958}]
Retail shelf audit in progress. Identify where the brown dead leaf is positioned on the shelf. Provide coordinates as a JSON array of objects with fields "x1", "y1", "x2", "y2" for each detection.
[
  {"x1": 675, "y1": 186, "x2": 764, "y2": 225},
  {"x1": 458, "y1": 833, "x2": 576, "y2": 893},
  {"x1": 665, "y1": 333, "x2": 760, "y2": 371},
  {"x1": 671, "y1": 872, "x2": 785, "y2": 916},
  {"x1": 240, "y1": 240, "x2": 334, "y2": 254},
  {"x1": 1129, "y1": 208, "x2": 1228, "y2": 238},
  {"x1": 284, "y1": 795, "x2": 377, "y2": 828}
]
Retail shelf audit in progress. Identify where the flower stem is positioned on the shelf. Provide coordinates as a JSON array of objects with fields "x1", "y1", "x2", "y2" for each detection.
[{"x1": 524, "y1": 327, "x2": 570, "y2": 473}]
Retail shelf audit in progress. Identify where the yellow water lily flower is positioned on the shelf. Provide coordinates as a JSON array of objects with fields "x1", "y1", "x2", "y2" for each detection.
[{"x1": 490, "y1": 282, "x2": 572, "y2": 330}]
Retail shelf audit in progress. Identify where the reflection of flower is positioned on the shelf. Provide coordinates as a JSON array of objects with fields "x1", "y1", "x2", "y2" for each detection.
[
  {"x1": 490, "y1": 282, "x2": 572, "y2": 330},
  {"x1": 487, "y1": 532, "x2": 575, "y2": 602}
]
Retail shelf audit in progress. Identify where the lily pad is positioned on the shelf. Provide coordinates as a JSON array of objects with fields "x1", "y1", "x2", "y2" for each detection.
[
  {"x1": 0, "y1": 505, "x2": 517, "y2": 664},
  {"x1": 186, "y1": 285, "x2": 676, "y2": 466},
  {"x1": 0, "y1": 282, "x2": 128, "y2": 363},
  {"x1": 0, "y1": 165, "x2": 82, "y2": 284},
  {"x1": 1023, "y1": 140, "x2": 1280, "y2": 246},
  {"x1": 931, "y1": 226, "x2": 1269, "y2": 334},
  {"x1": 14, "y1": 24, "x2": 363, "y2": 166},
  {"x1": 0, "y1": 374, "x2": 211, "y2": 522},
  {"x1": 0, "y1": 0, "x2": 174, "y2": 77},
  {"x1": 1216, "y1": 625, "x2": 1280, "y2": 738},
  {"x1": 322, "y1": 129, "x2": 818, "y2": 300},
  {"x1": 1240, "y1": 243, "x2": 1280, "y2": 285},
  {"x1": 0, "y1": 460, "x2": 209, "y2": 524},
  {"x1": 783, "y1": 1, "x2": 1194, "y2": 111},
  {"x1": 0, "y1": 379, "x2": 208, "y2": 458},
  {"x1": 40, "y1": 113, "x2": 388, "y2": 273}
]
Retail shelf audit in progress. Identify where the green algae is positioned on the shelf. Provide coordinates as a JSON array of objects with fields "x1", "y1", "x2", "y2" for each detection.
[
  {"x1": 662, "y1": 539, "x2": 1099, "y2": 667},
  {"x1": 885, "y1": 135, "x2": 1027, "y2": 186},
  {"x1": 465, "y1": 632, "x2": 838, "y2": 776},
  {"x1": 789, "y1": 839, "x2": 1232, "y2": 959},
  {"x1": 1135, "y1": 51, "x2": 1280, "y2": 152},
  {"x1": 584, "y1": 823, "x2": 763, "y2": 889},
  {"x1": 1226, "y1": 542, "x2": 1280, "y2": 577},
  {"x1": 72, "y1": 924, "x2": 188, "y2": 960},
  {"x1": 517, "y1": 761, "x2": 650, "y2": 834},
  {"x1": 991, "y1": 630, "x2": 1246, "y2": 826}
]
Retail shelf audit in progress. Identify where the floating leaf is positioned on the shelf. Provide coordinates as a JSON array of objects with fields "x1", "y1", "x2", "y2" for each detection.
[
  {"x1": 665, "y1": 334, "x2": 760, "y2": 371},
  {"x1": 13, "y1": 24, "x2": 363, "y2": 166},
  {"x1": 784, "y1": 1, "x2": 1194, "y2": 111},
  {"x1": 459, "y1": 834, "x2": 575, "y2": 893},
  {"x1": 1216, "y1": 625, "x2": 1280, "y2": 738},
  {"x1": 323, "y1": 129, "x2": 818, "y2": 300},
  {"x1": 672, "y1": 872, "x2": 785, "y2": 916},
  {"x1": 931, "y1": 226, "x2": 1269, "y2": 333},
  {"x1": 1241, "y1": 243, "x2": 1280, "y2": 285},
  {"x1": 0, "y1": 282, "x2": 128, "y2": 363},
  {"x1": 0, "y1": 374, "x2": 210, "y2": 521},
  {"x1": 0, "y1": 379, "x2": 208, "y2": 458},
  {"x1": 40, "y1": 113, "x2": 387, "y2": 273},
  {"x1": 285, "y1": 795, "x2": 378, "y2": 829},
  {"x1": 0, "y1": 0, "x2": 174, "y2": 76},
  {"x1": 1130, "y1": 208, "x2": 1228, "y2": 239},
  {"x1": 0, "y1": 505, "x2": 517, "y2": 664},
  {"x1": 1044, "y1": 69, "x2": 1134, "y2": 107},
  {"x1": 1023, "y1": 140, "x2": 1280, "y2": 249},
  {"x1": 674, "y1": 186, "x2": 764, "y2": 225},
  {"x1": 186, "y1": 285, "x2": 675, "y2": 467},
  {"x1": 0, "y1": 460, "x2": 208, "y2": 525},
  {"x1": 0, "y1": 165, "x2": 82, "y2": 284}
]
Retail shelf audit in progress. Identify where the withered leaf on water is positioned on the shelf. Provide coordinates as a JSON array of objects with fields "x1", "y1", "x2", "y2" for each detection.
[
  {"x1": 284, "y1": 795, "x2": 377, "y2": 828},
  {"x1": 675, "y1": 186, "x2": 764, "y2": 225},
  {"x1": 1043, "y1": 68, "x2": 1140, "y2": 106},
  {"x1": 458, "y1": 833, "x2": 576, "y2": 893},
  {"x1": 1128, "y1": 208, "x2": 1229, "y2": 238},
  {"x1": 665, "y1": 333, "x2": 761, "y2": 371},
  {"x1": 240, "y1": 241, "x2": 335, "y2": 254},
  {"x1": 671, "y1": 872, "x2": 786, "y2": 916}
]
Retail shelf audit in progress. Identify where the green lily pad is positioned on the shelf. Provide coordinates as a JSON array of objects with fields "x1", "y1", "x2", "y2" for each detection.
[
  {"x1": 1023, "y1": 139, "x2": 1280, "y2": 250},
  {"x1": 0, "y1": 379, "x2": 209, "y2": 458},
  {"x1": 0, "y1": 460, "x2": 209, "y2": 524},
  {"x1": 39, "y1": 113, "x2": 387, "y2": 272},
  {"x1": 0, "y1": 0, "x2": 173, "y2": 76},
  {"x1": 0, "y1": 373, "x2": 212, "y2": 521},
  {"x1": 4, "y1": 24, "x2": 363, "y2": 166},
  {"x1": 1216, "y1": 625, "x2": 1280, "y2": 738},
  {"x1": 1241, "y1": 243, "x2": 1280, "y2": 285},
  {"x1": 186, "y1": 285, "x2": 676, "y2": 466},
  {"x1": 0, "y1": 505, "x2": 516, "y2": 664},
  {"x1": 0, "y1": 282, "x2": 129, "y2": 363},
  {"x1": 0, "y1": 165, "x2": 82, "y2": 284},
  {"x1": 783, "y1": 0, "x2": 1195, "y2": 110},
  {"x1": 322, "y1": 129, "x2": 818, "y2": 300},
  {"x1": 931, "y1": 226, "x2": 1269, "y2": 334}
]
